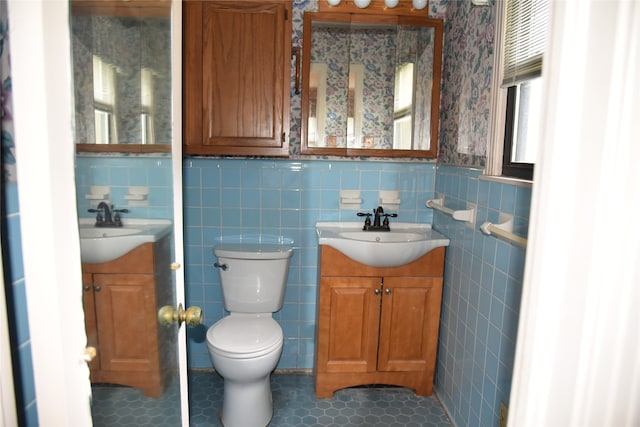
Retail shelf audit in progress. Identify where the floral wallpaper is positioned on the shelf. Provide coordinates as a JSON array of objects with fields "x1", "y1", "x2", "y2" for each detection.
[
  {"x1": 71, "y1": 15, "x2": 172, "y2": 146},
  {"x1": 2, "y1": 0, "x2": 495, "y2": 172},
  {"x1": 438, "y1": 0, "x2": 496, "y2": 167},
  {"x1": 1, "y1": 0, "x2": 15, "y2": 183},
  {"x1": 289, "y1": 0, "x2": 450, "y2": 157},
  {"x1": 291, "y1": 0, "x2": 496, "y2": 166},
  {"x1": 309, "y1": 24, "x2": 351, "y2": 146},
  {"x1": 309, "y1": 25, "x2": 398, "y2": 148}
]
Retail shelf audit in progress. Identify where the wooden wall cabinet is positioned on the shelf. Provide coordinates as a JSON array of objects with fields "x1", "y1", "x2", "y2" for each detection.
[
  {"x1": 183, "y1": 0, "x2": 292, "y2": 156},
  {"x1": 315, "y1": 245, "x2": 445, "y2": 397},
  {"x1": 82, "y1": 237, "x2": 175, "y2": 397}
]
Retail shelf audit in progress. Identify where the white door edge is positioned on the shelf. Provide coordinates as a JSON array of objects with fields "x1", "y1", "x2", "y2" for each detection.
[
  {"x1": 7, "y1": 0, "x2": 92, "y2": 425},
  {"x1": 170, "y1": 2, "x2": 189, "y2": 426}
]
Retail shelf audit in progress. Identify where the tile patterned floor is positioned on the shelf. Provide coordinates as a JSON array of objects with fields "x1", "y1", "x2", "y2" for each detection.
[{"x1": 91, "y1": 371, "x2": 452, "y2": 427}]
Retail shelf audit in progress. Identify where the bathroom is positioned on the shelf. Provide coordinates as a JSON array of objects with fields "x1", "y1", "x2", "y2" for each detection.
[{"x1": 2, "y1": 0, "x2": 638, "y2": 427}]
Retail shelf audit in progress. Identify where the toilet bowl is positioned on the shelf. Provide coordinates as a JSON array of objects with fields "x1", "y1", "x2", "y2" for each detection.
[
  {"x1": 207, "y1": 315, "x2": 283, "y2": 427},
  {"x1": 206, "y1": 243, "x2": 292, "y2": 427}
]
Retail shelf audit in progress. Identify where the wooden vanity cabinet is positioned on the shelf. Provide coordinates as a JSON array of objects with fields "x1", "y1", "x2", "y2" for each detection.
[
  {"x1": 183, "y1": 0, "x2": 292, "y2": 156},
  {"x1": 315, "y1": 245, "x2": 445, "y2": 398},
  {"x1": 82, "y1": 237, "x2": 174, "y2": 397}
]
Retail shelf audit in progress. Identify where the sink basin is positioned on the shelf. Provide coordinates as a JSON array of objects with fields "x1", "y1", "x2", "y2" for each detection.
[
  {"x1": 337, "y1": 231, "x2": 426, "y2": 243},
  {"x1": 79, "y1": 228, "x2": 143, "y2": 239},
  {"x1": 316, "y1": 222, "x2": 450, "y2": 268},
  {"x1": 79, "y1": 218, "x2": 172, "y2": 264}
]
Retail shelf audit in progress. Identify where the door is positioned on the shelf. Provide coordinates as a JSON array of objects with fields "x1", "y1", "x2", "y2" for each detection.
[
  {"x1": 7, "y1": 0, "x2": 191, "y2": 424},
  {"x1": 72, "y1": 0, "x2": 192, "y2": 424},
  {"x1": 183, "y1": 0, "x2": 291, "y2": 156},
  {"x1": 377, "y1": 277, "x2": 443, "y2": 372},
  {"x1": 79, "y1": 1, "x2": 193, "y2": 424},
  {"x1": 93, "y1": 274, "x2": 158, "y2": 374},
  {"x1": 318, "y1": 277, "x2": 381, "y2": 374},
  {"x1": 82, "y1": 273, "x2": 100, "y2": 372}
]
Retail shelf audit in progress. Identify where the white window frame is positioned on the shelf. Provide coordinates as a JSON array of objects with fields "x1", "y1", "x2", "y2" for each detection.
[
  {"x1": 486, "y1": 0, "x2": 510, "y2": 178},
  {"x1": 485, "y1": 0, "x2": 536, "y2": 185}
]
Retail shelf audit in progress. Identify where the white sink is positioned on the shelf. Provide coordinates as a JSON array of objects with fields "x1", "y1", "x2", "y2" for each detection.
[
  {"x1": 316, "y1": 222, "x2": 450, "y2": 268},
  {"x1": 79, "y1": 218, "x2": 172, "y2": 264}
]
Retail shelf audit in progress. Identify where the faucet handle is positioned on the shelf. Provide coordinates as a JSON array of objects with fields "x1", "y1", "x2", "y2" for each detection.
[
  {"x1": 88, "y1": 208, "x2": 104, "y2": 224},
  {"x1": 112, "y1": 209, "x2": 129, "y2": 227},
  {"x1": 382, "y1": 213, "x2": 398, "y2": 227},
  {"x1": 357, "y1": 211, "x2": 372, "y2": 229}
]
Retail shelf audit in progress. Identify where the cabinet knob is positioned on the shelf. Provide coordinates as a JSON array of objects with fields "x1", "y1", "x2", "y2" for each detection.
[
  {"x1": 385, "y1": 288, "x2": 392, "y2": 295},
  {"x1": 94, "y1": 286, "x2": 101, "y2": 292},
  {"x1": 158, "y1": 303, "x2": 203, "y2": 327},
  {"x1": 83, "y1": 285, "x2": 91, "y2": 292},
  {"x1": 374, "y1": 288, "x2": 381, "y2": 295}
]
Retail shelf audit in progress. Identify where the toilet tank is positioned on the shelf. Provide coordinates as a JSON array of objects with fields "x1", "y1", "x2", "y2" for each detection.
[{"x1": 213, "y1": 243, "x2": 293, "y2": 313}]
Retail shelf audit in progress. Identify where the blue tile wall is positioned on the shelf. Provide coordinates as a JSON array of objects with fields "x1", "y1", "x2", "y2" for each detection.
[
  {"x1": 182, "y1": 158, "x2": 437, "y2": 369},
  {"x1": 432, "y1": 165, "x2": 530, "y2": 427},
  {"x1": 72, "y1": 156, "x2": 530, "y2": 427},
  {"x1": 75, "y1": 155, "x2": 173, "y2": 220},
  {"x1": 2, "y1": 182, "x2": 38, "y2": 426}
]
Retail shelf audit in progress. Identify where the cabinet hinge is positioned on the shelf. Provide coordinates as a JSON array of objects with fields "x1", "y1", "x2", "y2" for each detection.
[
  {"x1": 282, "y1": 132, "x2": 286, "y2": 143},
  {"x1": 285, "y1": 9, "x2": 288, "y2": 20}
]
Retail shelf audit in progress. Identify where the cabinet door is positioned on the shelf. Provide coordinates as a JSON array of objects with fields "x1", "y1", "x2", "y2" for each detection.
[
  {"x1": 82, "y1": 272, "x2": 99, "y2": 371},
  {"x1": 377, "y1": 277, "x2": 443, "y2": 372},
  {"x1": 317, "y1": 277, "x2": 381, "y2": 373},
  {"x1": 183, "y1": 0, "x2": 291, "y2": 156},
  {"x1": 93, "y1": 274, "x2": 159, "y2": 372}
]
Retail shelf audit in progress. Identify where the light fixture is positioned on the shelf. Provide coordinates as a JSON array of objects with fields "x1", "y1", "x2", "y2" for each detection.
[
  {"x1": 412, "y1": 0, "x2": 427, "y2": 10},
  {"x1": 354, "y1": 0, "x2": 371, "y2": 7},
  {"x1": 326, "y1": 0, "x2": 430, "y2": 10}
]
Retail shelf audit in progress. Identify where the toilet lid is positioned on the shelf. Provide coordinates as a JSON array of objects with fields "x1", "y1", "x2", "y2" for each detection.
[{"x1": 207, "y1": 316, "x2": 283, "y2": 359}]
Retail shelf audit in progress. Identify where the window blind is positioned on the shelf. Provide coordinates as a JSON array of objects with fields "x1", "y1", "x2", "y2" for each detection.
[
  {"x1": 92, "y1": 55, "x2": 116, "y2": 107},
  {"x1": 502, "y1": 0, "x2": 550, "y2": 86},
  {"x1": 141, "y1": 68, "x2": 154, "y2": 109}
]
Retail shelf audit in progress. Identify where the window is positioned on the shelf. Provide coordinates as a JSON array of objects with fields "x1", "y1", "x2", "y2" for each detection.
[
  {"x1": 503, "y1": 77, "x2": 543, "y2": 179},
  {"x1": 488, "y1": 0, "x2": 549, "y2": 180},
  {"x1": 92, "y1": 55, "x2": 117, "y2": 144},
  {"x1": 140, "y1": 68, "x2": 155, "y2": 144},
  {"x1": 393, "y1": 62, "x2": 414, "y2": 150}
]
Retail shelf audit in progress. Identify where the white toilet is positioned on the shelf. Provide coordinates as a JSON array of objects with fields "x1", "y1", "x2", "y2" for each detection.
[{"x1": 206, "y1": 243, "x2": 293, "y2": 427}]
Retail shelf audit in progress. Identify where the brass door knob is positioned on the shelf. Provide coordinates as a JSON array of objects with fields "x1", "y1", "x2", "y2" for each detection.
[
  {"x1": 158, "y1": 303, "x2": 203, "y2": 327},
  {"x1": 82, "y1": 346, "x2": 97, "y2": 362}
]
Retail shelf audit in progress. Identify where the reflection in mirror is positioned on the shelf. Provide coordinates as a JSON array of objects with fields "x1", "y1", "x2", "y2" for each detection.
[
  {"x1": 308, "y1": 20, "x2": 350, "y2": 148},
  {"x1": 302, "y1": 13, "x2": 443, "y2": 158},
  {"x1": 71, "y1": 2, "x2": 182, "y2": 423},
  {"x1": 71, "y1": 13, "x2": 171, "y2": 148},
  {"x1": 308, "y1": 63, "x2": 327, "y2": 146}
]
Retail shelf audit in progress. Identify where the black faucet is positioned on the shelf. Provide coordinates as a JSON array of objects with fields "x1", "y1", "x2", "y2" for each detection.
[
  {"x1": 357, "y1": 206, "x2": 398, "y2": 231},
  {"x1": 89, "y1": 202, "x2": 129, "y2": 227}
]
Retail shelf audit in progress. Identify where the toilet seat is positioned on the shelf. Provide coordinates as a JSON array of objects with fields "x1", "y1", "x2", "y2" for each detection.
[{"x1": 207, "y1": 316, "x2": 283, "y2": 359}]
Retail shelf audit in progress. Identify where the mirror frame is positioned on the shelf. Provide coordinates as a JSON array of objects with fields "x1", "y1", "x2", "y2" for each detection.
[
  {"x1": 300, "y1": 11, "x2": 443, "y2": 158},
  {"x1": 72, "y1": 0, "x2": 172, "y2": 154}
]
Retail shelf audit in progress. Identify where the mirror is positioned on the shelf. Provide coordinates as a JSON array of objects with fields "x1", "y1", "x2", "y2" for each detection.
[
  {"x1": 71, "y1": 1, "x2": 183, "y2": 422},
  {"x1": 71, "y1": 2, "x2": 171, "y2": 152},
  {"x1": 301, "y1": 12, "x2": 443, "y2": 158}
]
